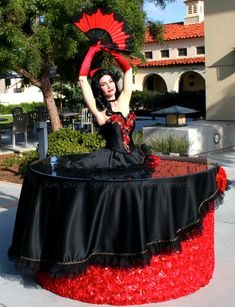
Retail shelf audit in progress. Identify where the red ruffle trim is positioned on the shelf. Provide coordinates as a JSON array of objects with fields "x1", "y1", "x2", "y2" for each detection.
[{"x1": 36, "y1": 206, "x2": 215, "y2": 305}]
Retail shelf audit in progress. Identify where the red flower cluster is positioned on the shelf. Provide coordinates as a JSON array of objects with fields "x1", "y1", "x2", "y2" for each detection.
[
  {"x1": 110, "y1": 112, "x2": 136, "y2": 153},
  {"x1": 146, "y1": 155, "x2": 161, "y2": 168},
  {"x1": 37, "y1": 208, "x2": 215, "y2": 305},
  {"x1": 216, "y1": 166, "x2": 227, "y2": 193}
]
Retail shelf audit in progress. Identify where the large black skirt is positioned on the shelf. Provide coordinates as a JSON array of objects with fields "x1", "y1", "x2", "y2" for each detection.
[
  {"x1": 63, "y1": 147, "x2": 145, "y2": 169},
  {"x1": 8, "y1": 155, "x2": 221, "y2": 276}
]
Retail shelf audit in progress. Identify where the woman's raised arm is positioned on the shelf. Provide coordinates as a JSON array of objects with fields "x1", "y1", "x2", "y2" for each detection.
[{"x1": 79, "y1": 43, "x2": 105, "y2": 122}]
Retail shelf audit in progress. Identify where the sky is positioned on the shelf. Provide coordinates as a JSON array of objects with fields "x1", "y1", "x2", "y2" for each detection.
[{"x1": 144, "y1": 0, "x2": 186, "y2": 24}]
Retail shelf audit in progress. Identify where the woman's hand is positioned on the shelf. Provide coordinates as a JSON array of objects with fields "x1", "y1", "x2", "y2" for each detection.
[{"x1": 100, "y1": 47, "x2": 131, "y2": 73}]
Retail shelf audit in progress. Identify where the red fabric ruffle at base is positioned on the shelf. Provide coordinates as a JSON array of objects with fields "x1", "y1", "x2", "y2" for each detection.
[{"x1": 36, "y1": 207, "x2": 215, "y2": 305}]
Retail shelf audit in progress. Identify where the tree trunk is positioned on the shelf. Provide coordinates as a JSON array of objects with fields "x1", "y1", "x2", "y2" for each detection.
[
  {"x1": 16, "y1": 67, "x2": 62, "y2": 131},
  {"x1": 41, "y1": 78, "x2": 62, "y2": 132}
]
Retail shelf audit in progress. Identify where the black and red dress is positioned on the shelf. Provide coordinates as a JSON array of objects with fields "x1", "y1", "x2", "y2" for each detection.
[
  {"x1": 8, "y1": 110, "x2": 228, "y2": 305},
  {"x1": 64, "y1": 110, "x2": 146, "y2": 169}
]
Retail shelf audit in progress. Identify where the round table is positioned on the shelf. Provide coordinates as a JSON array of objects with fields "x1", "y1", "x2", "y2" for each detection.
[{"x1": 9, "y1": 155, "x2": 221, "y2": 304}]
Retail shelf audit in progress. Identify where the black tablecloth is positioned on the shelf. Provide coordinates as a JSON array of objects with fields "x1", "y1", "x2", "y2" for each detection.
[{"x1": 8, "y1": 155, "x2": 219, "y2": 275}]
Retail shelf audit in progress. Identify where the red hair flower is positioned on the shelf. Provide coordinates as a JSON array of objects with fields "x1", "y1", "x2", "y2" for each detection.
[{"x1": 216, "y1": 166, "x2": 227, "y2": 193}]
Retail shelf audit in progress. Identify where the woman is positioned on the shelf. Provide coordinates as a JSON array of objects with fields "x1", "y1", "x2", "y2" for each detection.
[{"x1": 70, "y1": 42, "x2": 146, "y2": 169}]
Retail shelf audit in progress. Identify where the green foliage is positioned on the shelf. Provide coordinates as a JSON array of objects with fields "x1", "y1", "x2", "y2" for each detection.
[
  {"x1": 148, "y1": 0, "x2": 176, "y2": 9},
  {"x1": 2, "y1": 127, "x2": 106, "y2": 176},
  {"x1": 131, "y1": 90, "x2": 206, "y2": 118},
  {"x1": 0, "y1": 0, "x2": 146, "y2": 79},
  {"x1": 18, "y1": 150, "x2": 40, "y2": 174},
  {"x1": 146, "y1": 20, "x2": 164, "y2": 43},
  {"x1": 146, "y1": 135, "x2": 190, "y2": 155},
  {"x1": 47, "y1": 127, "x2": 106, "y2": 156},
  {"x1": 52, "y1": 82, "x2": 83, "y2": 109},
  {"x1": 0, "y1": 102, "x2": 44, "y2": 114},
  {"x1": 0, "y1": 0, "x2": 146, "y2": 131},
  {"x1": 132, "y1": 130, "x2": 144, "y2": 146},
  {"x1": 0, "y1": 114, "x2": 13, "y2": 125},
  {"x1": 2, "y1": 150, "x2": 39, "y2": 176},
  {"x1": 130, "y1": 90, "x2": 157, "y2": 114}
]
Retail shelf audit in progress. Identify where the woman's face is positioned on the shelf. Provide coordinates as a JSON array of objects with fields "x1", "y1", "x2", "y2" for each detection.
[{"x1": 99, "y1": 75, "x2": 116, "y2": 99}]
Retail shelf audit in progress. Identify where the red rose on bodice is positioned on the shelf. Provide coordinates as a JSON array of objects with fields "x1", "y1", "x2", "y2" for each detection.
[{"x1": 109, "y1": 112, "x2": 136, "y2": 153}]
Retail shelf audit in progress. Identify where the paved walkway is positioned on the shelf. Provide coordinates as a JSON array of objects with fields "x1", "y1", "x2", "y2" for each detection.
[{"x1": 0, "y1": 147, "x2": 235, "y2": 307}]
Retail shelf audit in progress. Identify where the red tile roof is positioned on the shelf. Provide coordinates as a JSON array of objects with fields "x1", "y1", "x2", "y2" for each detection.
[
  {"x1": 131, "y1": 57, "x2": 205, "y2": 68},
  {"x1": 145, "y1": 22, "x2": 204, "y2": 43}
]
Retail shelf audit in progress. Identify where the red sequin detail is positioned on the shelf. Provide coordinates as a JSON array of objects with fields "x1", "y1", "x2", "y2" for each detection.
[
  {"x1": 37, "y1": 208, "x2": 215, "y2": 305},
  {"x1": 109, "y1": 112, "x2": 136, "y2": 153}
]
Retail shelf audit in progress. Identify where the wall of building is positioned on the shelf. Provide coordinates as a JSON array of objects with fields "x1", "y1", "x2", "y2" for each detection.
[
  {"x1": 0, "y1": 78, "x2": 44, "y2": 104},
  {"x1": 133, "y1": 65, "x2": 205, "y2": 92},
  {"x1": 204, "y1": 0, "x2": 235, "y2": 121},
  {"x1": 142, "y1": 38, "x2": 205, "y2": 61}
]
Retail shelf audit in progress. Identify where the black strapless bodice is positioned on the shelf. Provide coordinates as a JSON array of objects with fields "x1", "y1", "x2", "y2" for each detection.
[
  {"x1": 100, "y1": 111, "x2": 136, "y2": 153},
  {"x1": 63, "y1": 111, "x2": 145, "y2": 169}
]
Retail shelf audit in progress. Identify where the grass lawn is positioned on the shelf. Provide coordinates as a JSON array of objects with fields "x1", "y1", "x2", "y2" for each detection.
[
  {"x1": 0, "y1": 114, "x2": 13, "y2": 129},
  {"x1": 0, "y1": 114, "x2": 13, "y2": 123}
]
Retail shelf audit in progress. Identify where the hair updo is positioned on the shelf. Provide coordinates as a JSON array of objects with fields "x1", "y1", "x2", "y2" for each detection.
[{"x1": 91, "y1": 69, "x2": 122, "y2": 111}]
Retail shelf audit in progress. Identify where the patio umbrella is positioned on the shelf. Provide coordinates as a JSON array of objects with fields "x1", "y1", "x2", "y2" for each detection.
[
  {"x1": 152, "y1": 105, "x2": 199, "y2": 126},
  {"x1": 152, "y1": 105, "x2": 198, "y2": 115}
]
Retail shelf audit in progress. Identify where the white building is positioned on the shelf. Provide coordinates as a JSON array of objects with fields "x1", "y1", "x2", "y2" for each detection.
[
  {"x1": 133, "y1": 0, "x2": 205, "y2": 94},
  {"x1": 0, "y1": 72, "x2": 44, "y2": 105}
]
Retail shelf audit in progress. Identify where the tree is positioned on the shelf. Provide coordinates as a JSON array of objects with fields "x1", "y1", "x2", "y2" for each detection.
[
  {"x1": 0, "y1": 0, "x2": 146, "y2": 131},
  {"x1": 148, "y1": 0, "x2": 176, "y2": 9}
]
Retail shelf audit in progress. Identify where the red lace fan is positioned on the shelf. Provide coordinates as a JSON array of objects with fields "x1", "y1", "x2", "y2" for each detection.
[{"x1": 72, "y1": 7, "x2": 133, "y2": 53}]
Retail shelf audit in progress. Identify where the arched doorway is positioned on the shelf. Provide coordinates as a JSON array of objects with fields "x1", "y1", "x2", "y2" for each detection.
[
  {"x1": 179, "y1": 71, "x2": 205, "y2": 92},
  {"x1": 143, "y1": 74, "x2": 167, "y2": 93}
]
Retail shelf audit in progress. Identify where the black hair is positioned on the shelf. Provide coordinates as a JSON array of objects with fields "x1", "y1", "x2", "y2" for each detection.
[{"x1": 91, "y1": 69, "x2": 122, "y2": 113}]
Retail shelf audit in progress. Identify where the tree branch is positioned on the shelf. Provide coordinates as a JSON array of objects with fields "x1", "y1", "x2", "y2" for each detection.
[{"x1": 15, "y1": 68, "x2": 42, "y2": 88}]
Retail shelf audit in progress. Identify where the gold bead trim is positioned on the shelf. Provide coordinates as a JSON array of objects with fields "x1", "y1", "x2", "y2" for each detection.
[{"x1": 15, "y1": 189, "x2": 218, "y2": 266}]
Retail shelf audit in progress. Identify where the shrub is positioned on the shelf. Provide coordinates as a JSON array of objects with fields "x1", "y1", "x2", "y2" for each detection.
[
  {"x1": 18, "y1": 150, "x2": 40, "y2": 174},
  {"x1": 47, "y1": 127, "x2": 106, "y2": 156},
  {"x1": 132, "y1": 130, "x2": 144, "y2": 146},
  {"x1": 2, "y1": 127, "x2": 106, "y2": 176},
  {"x1": 0, "y1": 102, "x2": 44, "y2": 114},
  {"x1": 2, "y1": 150, "x2": 39, "y2": 176},
  {"x1": 130, "y1": 90, "x2": 205, "y2": 118},
  {"x1": 146, "y1": 135, "x2": 190, "y2": 155},
  {"x1": 130, "y1": 90, "x2": 157, "y2": 115}
]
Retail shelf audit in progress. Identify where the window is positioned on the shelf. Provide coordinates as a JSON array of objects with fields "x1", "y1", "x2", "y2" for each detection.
[
  {"x1": 14, "y1": 87, "x2": 23, "y2": 93},
  {"x1": 161, "y1": 49, "x2": 169, "y2": 58},
  {"x1": 178, "y1": 48, "x2": 187, "y2": 57},
  {"x1": 197, "y1": 46, "x2": 205, "y2": 55},
  {"x1": 193, "y1": 4, "x2": 197, "y2": 14},
  {"x1": 188, "y1": 5, "x2": 192, "y2": 14},
  {"x1": 144, "y1": 51, "x2": 153, "y2": 59},
  {"x1": 5, "y1": 78, "x2": 11, "y2": 87}
]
